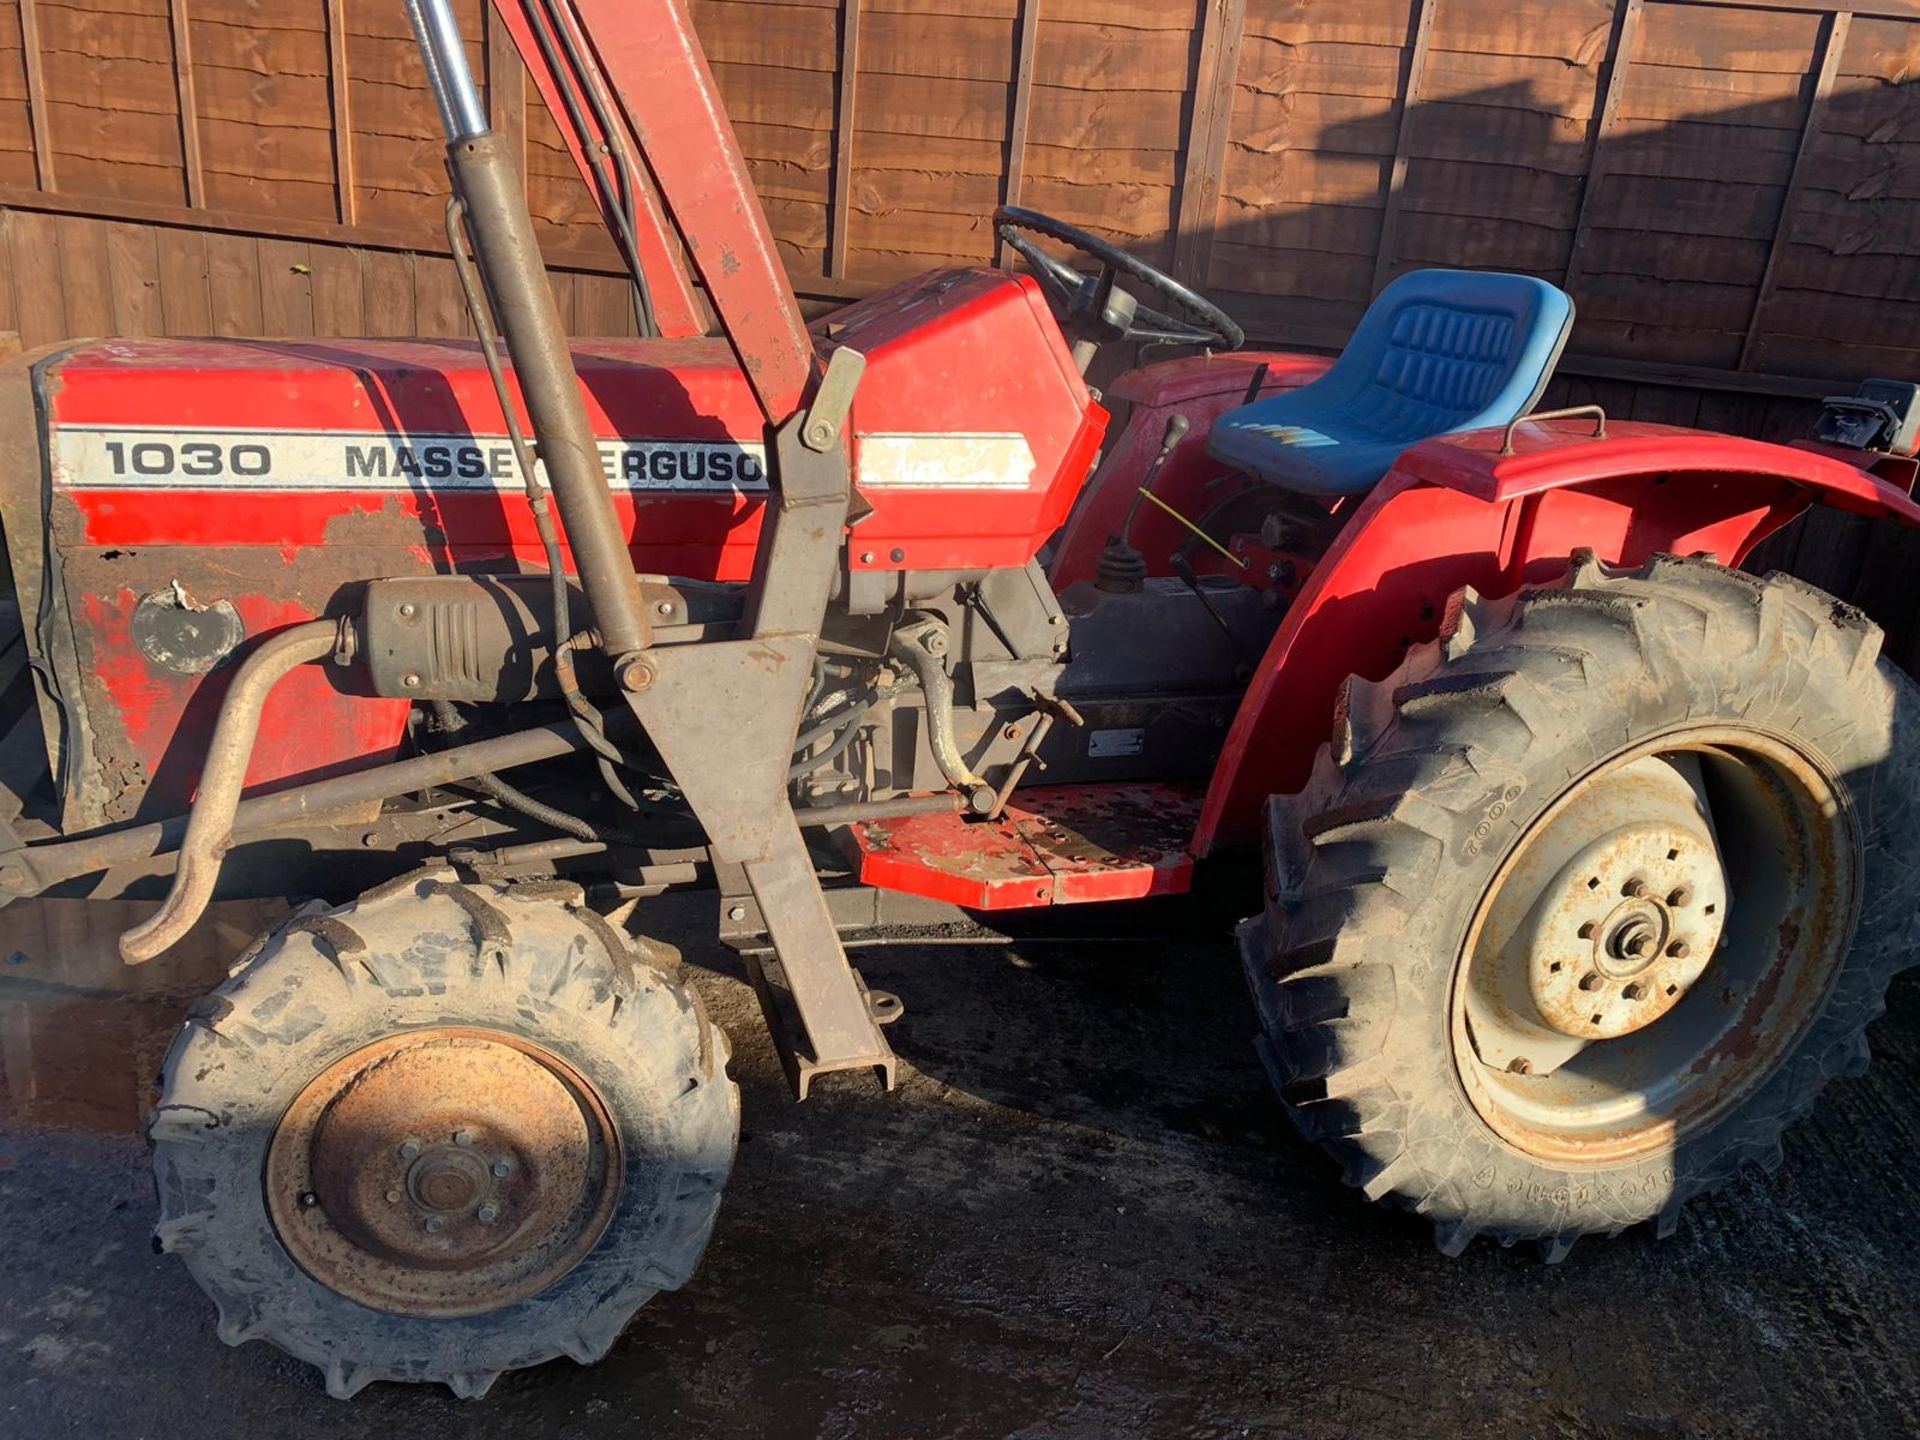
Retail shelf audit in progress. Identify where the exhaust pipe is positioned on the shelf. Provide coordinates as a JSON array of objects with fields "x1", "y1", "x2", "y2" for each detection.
[{"x1": 119, "y1": 621, "x2": 341, "y2": 963}]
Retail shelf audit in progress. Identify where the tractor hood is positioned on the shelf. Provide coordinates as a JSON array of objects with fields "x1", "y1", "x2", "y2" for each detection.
[
  {"x1": 5, "y1": 266, "x2": 1105, "y2": 830},
  {"x1": 40, "y1": 267, "x2": 1105, "y2": 579}
]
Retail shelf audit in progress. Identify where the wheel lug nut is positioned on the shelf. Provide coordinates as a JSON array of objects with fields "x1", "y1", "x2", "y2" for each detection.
[
  {"x1": 1623, "y1": 878, "x2": 1648, "y2": 898},
  {"x1": 1579, "y1": 972, "x2": 1604, "y2": 992},
  {"x1": 453, "y1": 1129, "x2": 474, "y2": 1147},
  {"x1": 1577, "y1": 921, "x2": 1597, "y2": 940},
  {"x1": 398, "y1": 1140, "x2": 421, "y2": 1161},
  {"x1": 385, "y1": 1189, "x2": 402, "y2": 1204},
  {"x1": 491, "y1": 1160, "x2": 511, "y2": 1179},
  {"x1": 298, "y1": 1191, "x2": 318, "y2": 1209},
  {"x1": 1668, "y1": 885, "x2": 1692, "y2": 907},
  {"x1": 477, "y1": 1203, "x2": 499, "y2": 1224},
  {"x1": 1667, "y1": 940, "x2": 1690, "y2": 959},
  {"x1": 1506, "y1": 1057, "x2": 1533, "y2": 1075},
  {"x1": 424, "y1": 1217, "x2": 443, "y2": 1234},
  {"x1": 1623, "y1": 981, "x2": 1648, "y2": 1001}
]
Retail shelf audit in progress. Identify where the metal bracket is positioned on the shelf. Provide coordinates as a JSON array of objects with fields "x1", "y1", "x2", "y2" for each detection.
[
  {"x1": 801, "y1": 345, "x2": 866, "y2": 453},
  {"x1": 1501, "y1": 404, "x2": 1607, "y2": 456},
  {"x1": 740, "y1": 817, "x2": 896, "y2": 1098},
  {"x1": 624, "y1": 364, "x2": 897, "y2": 1098},
  {"x1": 622, "y1": 634, "x2": 815, "y2": 862}
]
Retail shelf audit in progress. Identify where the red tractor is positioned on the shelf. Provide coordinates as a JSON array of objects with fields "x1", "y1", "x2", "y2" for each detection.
[{"x1": 3, "y1": 0, "x2": 1918, "y2": 1399}]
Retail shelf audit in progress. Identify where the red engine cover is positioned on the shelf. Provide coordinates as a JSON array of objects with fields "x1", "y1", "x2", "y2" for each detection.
[{"x1": 24, "y1": 267, "x2": 1104, "y2": 827}]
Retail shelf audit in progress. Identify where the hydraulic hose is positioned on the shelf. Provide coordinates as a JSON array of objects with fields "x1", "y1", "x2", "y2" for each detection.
[
  {"x1": 119, "y1": 621, "x2": 340, "y2": 964},
  {"x1": 447, "y1": 194, "x2": 641, "y2": 812},
  {"x1": 888, "y1": 624, "x2": 995, "y2": 814},
  {"x1": 429, "y1": 701, "x2": 661, "y2": 847},
  {"x1": 789, "y1": 695, "x2": 879, "y2": 781},
  {"x1": 793, "y1": 690, "x2": 877, "y2": 755}
]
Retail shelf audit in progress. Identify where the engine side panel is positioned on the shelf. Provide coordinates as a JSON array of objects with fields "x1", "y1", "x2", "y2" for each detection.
[{"x1": 21, "y1": 267, "x2": 1103, "y2": 828}]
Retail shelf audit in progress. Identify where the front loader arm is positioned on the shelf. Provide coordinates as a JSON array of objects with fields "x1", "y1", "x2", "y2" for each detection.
[
  {"x1": 100, "y1": 0, "x2": 893, "y2": 1094},
  {"x1": 493, "y1": 0, "x2": 816, "y2": 424},
  {"x1": 489, "y1": 0, "x2": 704, "y2": 337}
]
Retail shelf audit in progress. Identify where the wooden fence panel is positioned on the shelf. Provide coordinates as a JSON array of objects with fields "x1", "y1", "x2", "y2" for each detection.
[
  {"x1": 0, "y1": 207, "x2": 622, "y2": 343},
  {"x1": 848, "y1": 0, "x2": 1014, "y2": 283},
  {"x1": 0, "y1": 0, "x2": 1907, "y2": 417},
  {"x1": 1206, "y1": 0, "x2": 1421, "y2": 345},
  {"x1": 697, "y1": 0, "x2": 839, "y2": 281},
  {"x1": 188, "y1": 1, "x2": 338, "y2": 224},
  {"x1": 1023, "y1": 5, "x2": 1203, "y2": 269}
]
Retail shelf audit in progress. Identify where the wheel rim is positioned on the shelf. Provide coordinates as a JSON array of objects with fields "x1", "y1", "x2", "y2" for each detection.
[
  {"x1": 266, "y1": 1029, "x2": 622, "y2": 1318},
  {"x1": 1452, "y1": 727, "x2": 1861, "y2": 1166}
]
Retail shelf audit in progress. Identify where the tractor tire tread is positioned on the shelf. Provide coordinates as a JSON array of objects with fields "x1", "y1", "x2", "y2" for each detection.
[
  {"x1": 1248, "y1": 552, "x2": 1920, "y2": 1256},
  {"x1": 150, "y1": 875, "x2": 738, "y2": 1400}
]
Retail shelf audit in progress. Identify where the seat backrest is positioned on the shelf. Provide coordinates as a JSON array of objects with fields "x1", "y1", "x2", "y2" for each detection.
[{"x1": 1317, "y1": 269, "x2": 1574, "y2": 441}]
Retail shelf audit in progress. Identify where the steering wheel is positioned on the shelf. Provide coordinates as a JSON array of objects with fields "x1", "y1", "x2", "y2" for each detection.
[{"x1": 995, "y1": 205, "x2": 1244, "y2": 354}]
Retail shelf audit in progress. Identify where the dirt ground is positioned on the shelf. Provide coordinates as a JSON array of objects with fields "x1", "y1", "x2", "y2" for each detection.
[{"x1": 1, "y1": 888, "x2": 1917, "y2": 1439}]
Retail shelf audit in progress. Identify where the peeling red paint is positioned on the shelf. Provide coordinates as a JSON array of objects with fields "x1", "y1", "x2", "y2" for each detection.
[{"x1": 847, "y1": 784, "x2": 1201, "y2": 910}]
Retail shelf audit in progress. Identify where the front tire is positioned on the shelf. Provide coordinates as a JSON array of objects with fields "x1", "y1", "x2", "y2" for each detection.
[
  {"x1": 1243, "y1": 554, "x2": 1920, "y2": 1258},
  {"x1": 150, "y1": 876, "x2": 738, "y2": 1398}
]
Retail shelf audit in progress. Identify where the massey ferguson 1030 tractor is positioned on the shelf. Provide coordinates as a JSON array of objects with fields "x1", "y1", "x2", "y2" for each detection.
[{"x1": 3, "y1": 0, "x2": 1920, "y2": 1400}]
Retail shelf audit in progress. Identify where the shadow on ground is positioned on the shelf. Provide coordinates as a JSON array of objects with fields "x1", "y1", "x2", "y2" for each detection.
[{"x1": 1, "y1": 889, "x2": 1916, "y2": 1439}]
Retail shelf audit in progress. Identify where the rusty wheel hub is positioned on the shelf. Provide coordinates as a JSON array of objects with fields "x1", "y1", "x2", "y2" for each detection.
[
  {"x1": 1522, "y1": 810, "x2": 1727, "y2": 1041},
  {"x1": 266, "y1": 1029, "x2": 621, "y2": 1318},
  {"x1": 1453, "y1": 730, "x2": 1858, "y2": 1164}
]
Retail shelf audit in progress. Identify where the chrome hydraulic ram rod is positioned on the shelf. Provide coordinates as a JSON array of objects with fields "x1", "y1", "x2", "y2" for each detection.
[{"x1": 404, "y1": 0, "x2": 654, "y2": 664}]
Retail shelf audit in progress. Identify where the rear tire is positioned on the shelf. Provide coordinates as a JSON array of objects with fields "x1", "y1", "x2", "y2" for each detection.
[
  {"x1": 1243, "y1": 553, "x2": 1920, "y2": 1258},
  {"x1": 150, "y1": 875, "x2": 738, "y2": 1398}
]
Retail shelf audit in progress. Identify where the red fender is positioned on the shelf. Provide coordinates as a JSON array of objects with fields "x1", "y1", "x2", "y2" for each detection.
[
  {"x1": 1050, "y1": 351, "x2": 1332, "y2": 588},
  {"x1": 1192, "y1": 418, "x2": 1920, "y2": 855}
]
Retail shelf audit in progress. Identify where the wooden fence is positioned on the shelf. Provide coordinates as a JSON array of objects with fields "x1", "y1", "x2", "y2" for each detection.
[
  {"x1": 704, "y1": 0, "x2": 1920, "y2": 399},
  {"x1": 0, "y1": 1, "x2": 1911, "y2": 397},
  {"x1": 0, "y1": 0, "x2": 1915, "y2": 658}
]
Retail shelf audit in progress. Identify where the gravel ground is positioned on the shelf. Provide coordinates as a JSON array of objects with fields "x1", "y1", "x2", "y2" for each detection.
[{"x1": 1, "y1": 890, "x2": 1917, "y2": 1439}]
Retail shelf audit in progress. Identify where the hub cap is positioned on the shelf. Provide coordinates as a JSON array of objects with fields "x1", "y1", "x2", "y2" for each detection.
[
  {"x1": 1452, "y1": 730, "x2": 1859, "y2": 1165},
  {"x1": 266, "y1": 1030, "x2": 621, "y2": 1318}
]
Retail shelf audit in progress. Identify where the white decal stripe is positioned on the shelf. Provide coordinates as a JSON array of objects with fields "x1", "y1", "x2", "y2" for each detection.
[
  {"x1": 855, "y1": 432, "x2": 1036, "y2": 491},
  {"x1": 51, "y1": 427, "x2": 769, "y2": 494},
  {"x1": 52, "y1": 426, "x2": 1041, "y2": 493}
]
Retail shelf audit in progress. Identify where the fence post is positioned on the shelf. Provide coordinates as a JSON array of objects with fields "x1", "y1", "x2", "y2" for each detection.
[
  {"x1": 1172, "y1": 0, "x2": 1247, "y2": 289},
  {"x1": 1371, "y1": 0, "x2": 1438, "y2": 296},
  {"x1": 1563, "y1": 0, "x2": 1645, "y2": 295},
  {"x1": 997, "y1": 0, "x2": 1042, "y2": 268},
  {"x1": 1739, "y1": 10, "x2": 1853, "y2": 372}
]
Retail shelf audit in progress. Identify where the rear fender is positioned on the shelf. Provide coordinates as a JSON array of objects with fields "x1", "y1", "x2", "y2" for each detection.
[{"x1": 1193, "y1": 421, "x2": 1920, "y2": 854}]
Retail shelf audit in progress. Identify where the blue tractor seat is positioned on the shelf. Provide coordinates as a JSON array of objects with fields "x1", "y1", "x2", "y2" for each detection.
[{"x1": 1208, "y1": 269, "x2": 1575, "y2": 497}]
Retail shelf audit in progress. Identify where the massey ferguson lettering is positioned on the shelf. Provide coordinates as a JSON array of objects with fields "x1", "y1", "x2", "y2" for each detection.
[
  {"x1": 340, "y1": 439, "x2": 765, "y2": 488},
  {"x1": 56, "y1": 427, "x2": 770, "y2": 494}
]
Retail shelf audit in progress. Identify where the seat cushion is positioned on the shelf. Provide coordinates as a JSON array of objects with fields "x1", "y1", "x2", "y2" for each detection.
[
  {"x1": 1207, "y1": 414, "x2": 1412, "y2": 498},
  {"x1": 1207, "y1": 269, "x2": 1574, "y2": 497}
]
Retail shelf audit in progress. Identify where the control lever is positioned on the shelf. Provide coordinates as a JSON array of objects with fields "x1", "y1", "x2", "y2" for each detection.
[
  {"x1": 987, "y1": 694, "x2": 1087, "y2": 820},
  {"x1": 1098, "y1": 413, "x2": 1193, "y2": 592},
  {"x1": 1170, "y1": 551, "x2": 1259, "y2": 668}
]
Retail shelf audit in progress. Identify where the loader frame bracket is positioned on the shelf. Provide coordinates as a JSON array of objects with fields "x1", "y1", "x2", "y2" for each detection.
[{"x1": 622, "y1": 366, "x2": 898, "y2": 1098}]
